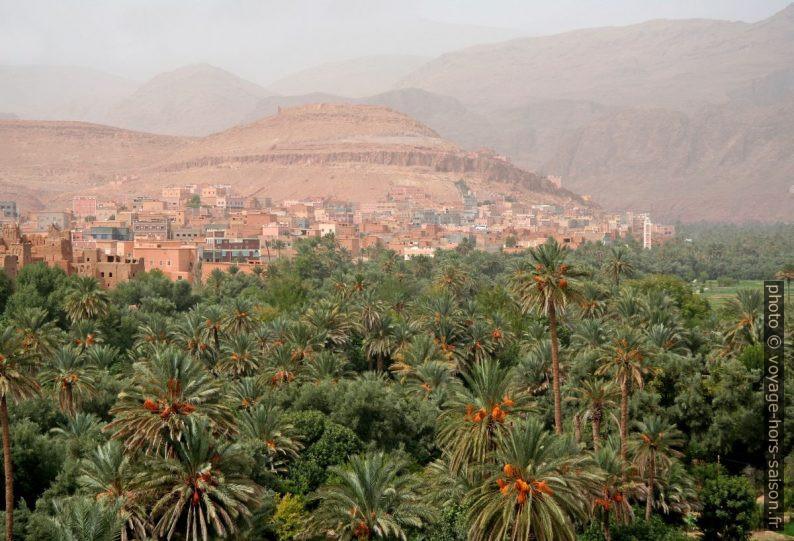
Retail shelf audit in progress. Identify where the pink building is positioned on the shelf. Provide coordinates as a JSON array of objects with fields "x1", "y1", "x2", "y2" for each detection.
[{"x1": 72, "y1": 196, "x2": 97, "y2": 219}]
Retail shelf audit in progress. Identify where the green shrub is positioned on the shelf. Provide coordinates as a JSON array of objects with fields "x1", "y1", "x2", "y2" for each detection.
[{"x1": 697, "y1": 475, "x2": 757, "y2": 541}]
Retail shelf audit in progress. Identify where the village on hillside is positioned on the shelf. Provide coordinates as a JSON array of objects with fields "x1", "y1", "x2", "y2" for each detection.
[{"x1": 0, "y1": 182, "x2": 675, "y2": 287}]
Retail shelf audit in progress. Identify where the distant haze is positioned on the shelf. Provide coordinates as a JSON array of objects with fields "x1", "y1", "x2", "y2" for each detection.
[{"x1": 0, "y1": 0, "x2": 789, "y2": 85}]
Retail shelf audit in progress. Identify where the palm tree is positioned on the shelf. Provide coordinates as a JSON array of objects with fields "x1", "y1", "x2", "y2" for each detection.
[
  {"x1": 629, "y1": 415, "x2": 684, "y2": 520},
  {"x1": 578, "y1": 282, "x2": 608, "y2": 319},
  {"x1": 41, "y1": 345, "x2": 100, "y2": 416},
  {"x1": 466, "y1": 417, "x2": 601, "y2": 541},
  {"x1": 70, "y1": 320, "x2": 102, "y2": 353},
  {"x1": 437, "y1": 359, "x2": 530, "y2": 475},
  {"x1": 596, "y1": 327, "x2": 652, "y2": 459},
  {"x1": 217, "y1": 334, "x2": 261, "y2": 379},
  {"x1": 204, "y1": 268, "x2": 226, "y2": 296},
  {"x1": 604, "y1": 246, "x2": 634, "y2": 288},
  {"x1": 171, "y1": 311, "x2": 212, "y2": 362},
  {"x1": 652, "y1": 460, "x2": 697, "y2": 518},
  {"x1": 567, "y1": 378, "x2": 619, "y2": 451},
  {"x1": 591, "y1": 444, "x2": 637, "y2": 541},
  {"x1": 222, "y1": 299, "x2": 257, "y2": 336},
  {"x1": 776, "y1": 264, "x2": 794, "y2": 303},
  {"x1": 50, "y1": 412, "x2": 105, "y2": 460},
  {"x1": 78, "y1": 441, "x2": 148, "y2": 541},
  {"x1": 64, "y1": 276, "x2": 110, "y2": 322},
  {"x1": 11, "y1": 307, "x2": 61, "y2": 361},
  {"x1": 106, "y1": 347, "x2": 234, "y2": 454},
  {"x1": 84, "y1": 345, "x2": 120, "y2": 372},
  {"x1": 363, "y1": 312, "x2": 396, "y2": 372},
  {"x1": 271, "y1": 239, "x2": 286, "y2": 259},
  {"x1": 510, "y1": 239, "x2": 582, "y2": 434},
  {"x1": 310, "y1": 451, "x2": 431, "y2": 540},
  {"x1": 238, "y1": 404, "x2": 303, "y2": 472},
  {"x1": 303, "y1": 351, "x2": 353, "y2": 383},
  {"x1": 146, "y1": 419, "x2": 262, "y2": 541},
  {"x1": 201, "y1": 305, "x2": 225, "y2": 352},
  {"x1": 134, "y1": 317, "x2": 171, "y2": 350},
  {"x1": 0, "y1": 326, "x2": 40, "y2": 541},
  {"x1": 284, "y1": 321, "x2": 321, "y2": 363},
  {"x1": 513, "y1": 339, "x2": 560, "y2": 397},
  {"x1": 263, "y1": 344, "x2": 300, "y2": 387},
  {"x1": 722, "y1": 288, "x2": 763, "y2": 349},
  {"x1": 42, "y1": 496, "x2": 124, "y2": 541},
  {"x1": 435, "y1": 263, "x2": 473, "y2": 299},
  {"x1": 227, "y1": 377, "x2": 268, "y2": 411},
  {"x1": 303, "y1": 300, "x2": 352, "y2": 349}
]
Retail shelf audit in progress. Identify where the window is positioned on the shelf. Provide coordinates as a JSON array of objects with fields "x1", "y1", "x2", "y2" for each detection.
[
  {"x1": 108, "y1": 272, "x2": 113, "y2": 278},
  {"x1": 100, "y1": 272, "x2": 105, "y2": 277}
]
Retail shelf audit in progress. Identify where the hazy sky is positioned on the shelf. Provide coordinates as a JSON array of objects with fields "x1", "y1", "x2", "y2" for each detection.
[{"x1": 0, "y1": 0, "x2": 790, "y2": 85}]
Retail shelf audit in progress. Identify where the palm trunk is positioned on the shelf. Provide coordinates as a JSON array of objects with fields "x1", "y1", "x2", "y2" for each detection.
[
  {"x1": 376, "y1": 353, "x2": 384, "y2": 373},
  {"x1": 602, "y1": 510, "x2": 611, "y2": 541},
  {"x1": 620, "y1": 379, "x2": 629, "y2": 460},
  {"x1": 548, "y1": 305, "x2": 563, "y2": 434},
  {"x1": 592, "y1": 408, "x2": 602, "y2": 451},
  {"x1": 573, "y1": 413, "x2": 582, "y2": 444},
  {"x1": 2, "y1": 396, "x2": 13, "y2": 541},
  {"x1": 367, "y1": 355, "x2": 373, "y2": 372},
  {"x1": 645, "y1": 454, "x2": 655, "y2": 521}
]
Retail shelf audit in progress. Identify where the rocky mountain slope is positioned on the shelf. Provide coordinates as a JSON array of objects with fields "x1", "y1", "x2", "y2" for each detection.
[
  {"x1": 391, "y1": 5, "x2": 794, "y2": 221},
  {"x1": 268, "y1": 55, "x2": 430, "y2": 98},
  {"x1": 0, "y1": 104, "x2": 583, "y2": 212},
  {"x1": 105, "y1": 64, "x2": 272, "y2": 136},
  {"x1": 0, "y1": 65, "x2": 135, "y2": 122}
]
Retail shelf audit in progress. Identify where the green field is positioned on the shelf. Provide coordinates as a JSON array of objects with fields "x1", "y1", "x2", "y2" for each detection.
[{"x1": 698, "y1": 280, "x2": 765, "y2": 308}]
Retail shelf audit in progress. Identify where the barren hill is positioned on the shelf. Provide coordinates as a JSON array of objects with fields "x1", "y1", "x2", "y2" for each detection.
[
  {"x1": 398, "y1": 7, "x2": 794, "y2": 111},
  {"x1": 391, "y1": 5, "x2": 794, "y2": 221},
  {"x1": 0, "y1": 104, "x2": 583, "y2": 212},
  {"x1": 0, "y1": 65, "x2": 135, "y2": 122},
  {"x1": 268, "y1": 55, "x2": 431, "y2": 98},
  {"x1": 105, "y1": 64, "x2": 272, "y2": 136}
]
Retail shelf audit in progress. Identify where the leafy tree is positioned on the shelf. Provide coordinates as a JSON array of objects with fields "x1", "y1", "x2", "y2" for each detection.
[
  {"x1": 697, "y1": 474, "x2": 757, "y2": 541},
  {"x1": 0, "y1": 272, "x2": 12, "y2": 315},
  {"x1": 271, "y1": 493, "x2": 307, "y2": 541},
  {"x1": 287, "y1": 422, "x2": 363, "y2": 494}
]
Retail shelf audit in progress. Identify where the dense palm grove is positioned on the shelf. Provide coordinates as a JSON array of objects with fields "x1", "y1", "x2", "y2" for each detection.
[{"x1": 0, "y1": 226, "x2": 791, "y2": 540}]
